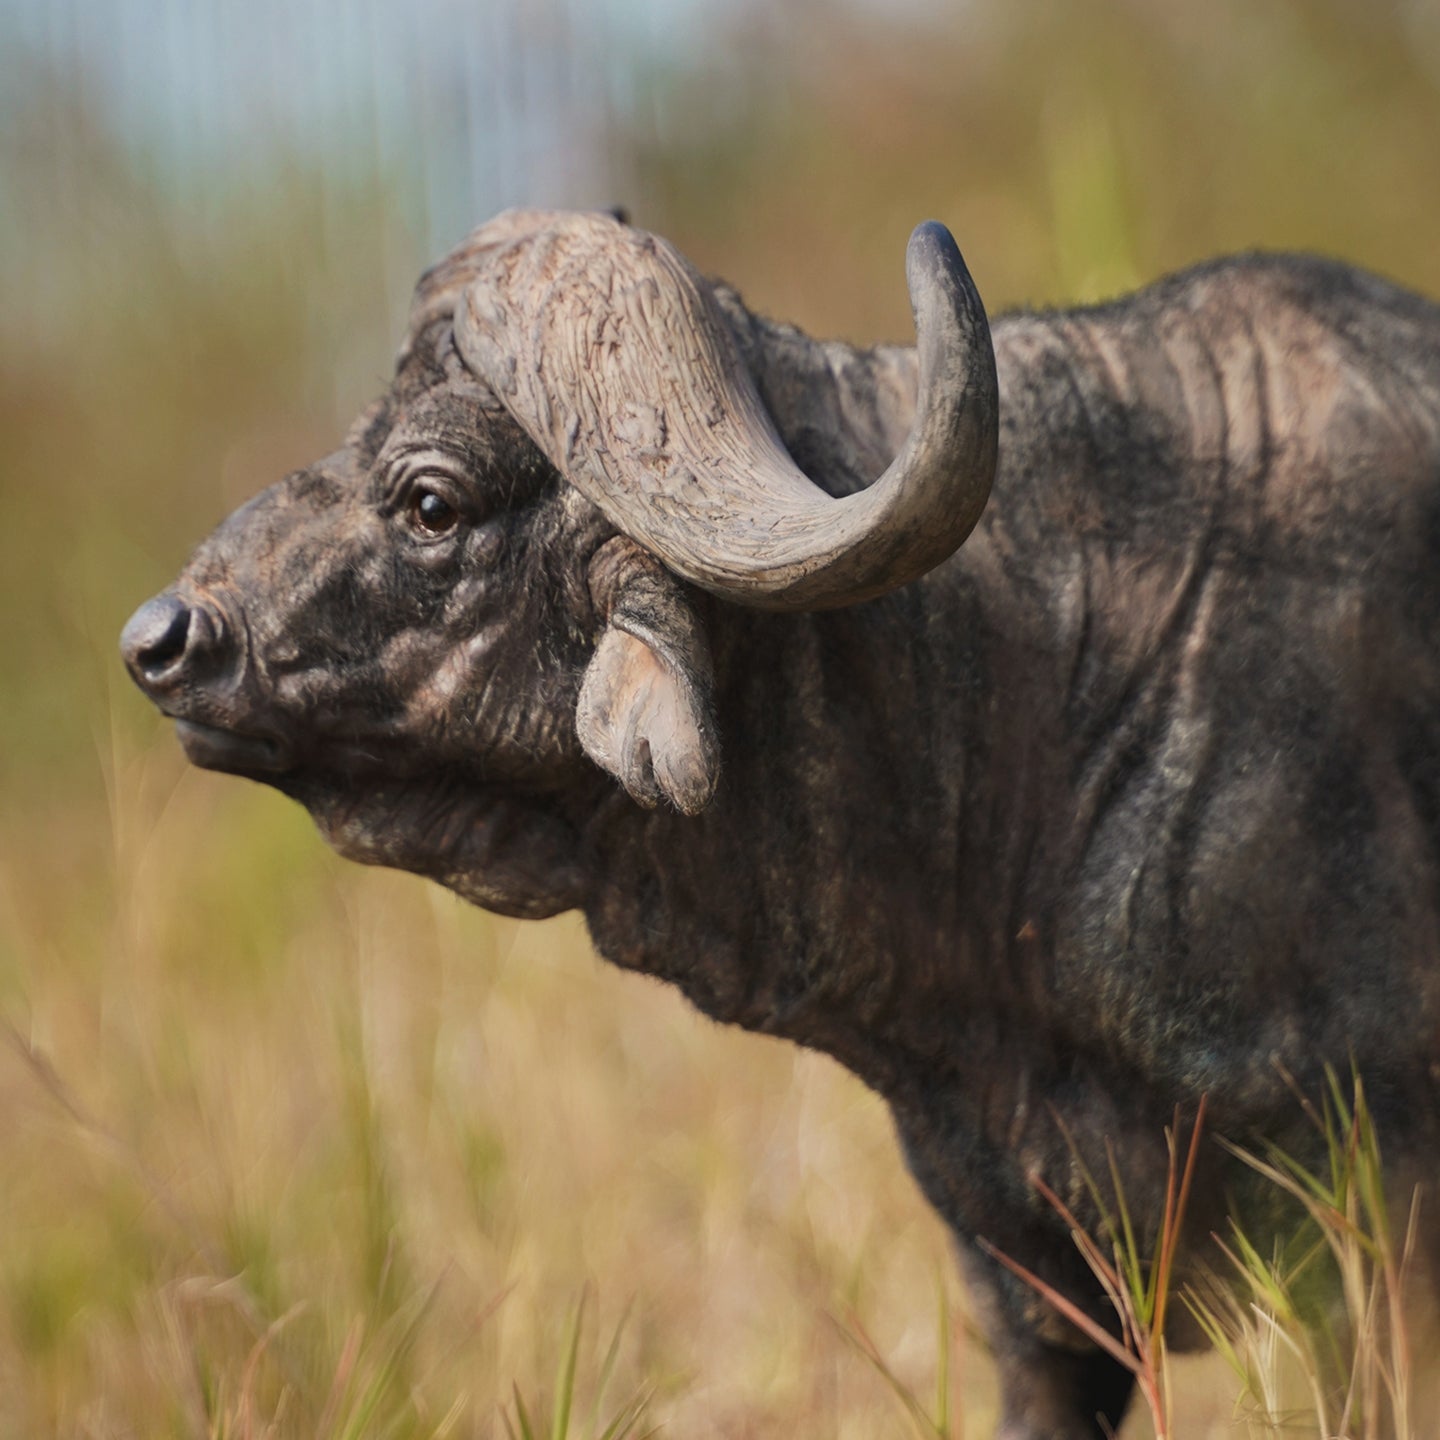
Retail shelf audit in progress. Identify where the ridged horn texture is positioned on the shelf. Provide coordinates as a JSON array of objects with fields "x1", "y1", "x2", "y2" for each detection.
[{"x1": 453, "y1": 209, "x2": 999, "y2": 611}]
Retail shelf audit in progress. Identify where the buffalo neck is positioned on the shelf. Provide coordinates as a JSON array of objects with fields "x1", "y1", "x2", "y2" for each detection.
[
  {"x1": 577, "y1": 303, "x2": 1072, "y2": 1104},
  {"x1": 577, "y1": 560, "x2": 1086, "y2": 1128}
]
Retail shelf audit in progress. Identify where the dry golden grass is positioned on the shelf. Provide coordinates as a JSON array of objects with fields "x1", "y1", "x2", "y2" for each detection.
[
  {"x1": 0, "y1": 671, "x2": 1352, "y2": 1438},
  {"x1": 0, "y1": 707, "x2": 991, "y2": 1438},
  {"x1": 6, "y1": 4, "x2": 1440, "y2": 1432}
]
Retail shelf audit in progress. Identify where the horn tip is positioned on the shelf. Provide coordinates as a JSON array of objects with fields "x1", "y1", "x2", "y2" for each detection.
[
  {"x1": 905, "y1": 220, "x2": 968, "y2": 289},
  {"x1": 903, "y1": 219, "x2": 988, "y2": 347},
  {"x1": 907, "y1": 219, "x2": 960, "y2": 261},
  {"x1": 907, "y1": 218, "x2": 957, "y2": 250}
]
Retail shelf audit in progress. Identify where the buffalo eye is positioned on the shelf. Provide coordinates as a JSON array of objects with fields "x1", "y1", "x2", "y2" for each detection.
[{"x1": 409, "y1": 487, "x2": 461, "y2": 536}]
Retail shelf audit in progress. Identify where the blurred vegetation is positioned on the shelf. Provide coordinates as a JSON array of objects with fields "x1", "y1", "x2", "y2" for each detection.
[
  {"x1": 2, "y1": 0, "x2": 1439, "y2": 1434},
  {"x1": 632, "y1": 0, "x2": 1440, "y2": 334}
]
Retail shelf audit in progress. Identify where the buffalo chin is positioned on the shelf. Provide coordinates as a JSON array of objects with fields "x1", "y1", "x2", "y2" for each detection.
[
  {"x1": 295, "y1": 774, "x2": 591, "y2": 920},
  {"x1": 175, "y1": 718, "x2": 292, "y2": 777}
]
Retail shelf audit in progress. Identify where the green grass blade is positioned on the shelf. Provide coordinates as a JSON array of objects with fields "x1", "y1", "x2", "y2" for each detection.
[
  {"x1": 550, "y1": 1294, "x2": 585, "y2": 1440},
  {"x1": 588, "y1": 1298, "x2": 633, "y2": 1437},
  {"x1": 933, "y1": 1275, "x2": 950, "y2": 1439},
  {"x1": 512, "y1": 1382, "x2": 538, "y2": 1440}
]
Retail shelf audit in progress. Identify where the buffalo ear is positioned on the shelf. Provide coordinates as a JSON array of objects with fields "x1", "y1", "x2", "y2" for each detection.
[{"x1": 576, "y1": 542, "x2": 718, "y2": 816}]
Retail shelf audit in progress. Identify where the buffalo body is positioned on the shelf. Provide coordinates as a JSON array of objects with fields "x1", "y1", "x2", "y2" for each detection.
[{"x1": 122, "y1": 212, "x2": 1440, "y2": 1438}]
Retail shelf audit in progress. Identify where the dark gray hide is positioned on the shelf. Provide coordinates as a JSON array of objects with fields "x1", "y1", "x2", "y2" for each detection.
[{"x1": 121, "y1": 209, "x2": 1440, "y2": 1440}]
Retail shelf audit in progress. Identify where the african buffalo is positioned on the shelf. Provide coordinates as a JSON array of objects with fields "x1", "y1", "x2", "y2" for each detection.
[{"x1": 121, "y1": 209, "x2": 1440, "y2": 1438}]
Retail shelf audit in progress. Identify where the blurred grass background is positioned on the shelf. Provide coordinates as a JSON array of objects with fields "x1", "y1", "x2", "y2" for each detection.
[{"x1": 3, "y1": 0, "x2": 1440, "y2": 1434}]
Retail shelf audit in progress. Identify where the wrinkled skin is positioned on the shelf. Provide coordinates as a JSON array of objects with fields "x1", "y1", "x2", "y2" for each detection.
[
  {"x1": 124, "y1": 225, "x2": 1440, "y2": 1439},
  {"x1": 145, "y1": 335, "x2": 608, "y2": 916}
]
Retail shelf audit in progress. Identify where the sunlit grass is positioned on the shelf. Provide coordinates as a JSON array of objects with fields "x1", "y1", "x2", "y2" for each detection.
[
  {"x1": 6, "y1": 3, "x2": 1440, "y2": 1431},
  {"x1": 972, "y1": 1078, "x2": 1432, "y2": 1440},
  {"x1": 10, "y1": 668, "x2": 1432, "y2": 1438},
  {"x1": 1189, "y1": 1073, "x2": 1426, "y2": 1440},
  {"x1": 0, "y1": 707, "x2": 987, "y2": 1438},
  {"x1": 982, "y1": 1102, "x2": 1209, "y2": 1440}
]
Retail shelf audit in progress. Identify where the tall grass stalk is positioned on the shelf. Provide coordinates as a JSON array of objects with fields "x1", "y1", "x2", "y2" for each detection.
[
  {"x1": 837, "y1": 1275, "x2": 967, "y2": 1440},
  {"x1": 1189, "y1": 1070, "x2": 1420, "y2": 1440},
  {"x1": 980, "y1": 1099, "x2": 1207, "y2": 1440},
  {"x1": 980, "y1": 1075, "x2": 1422, "y2": 1439},
  {"x1": 500, "y1": 1294, "x2": 652, "y2": 1440}
]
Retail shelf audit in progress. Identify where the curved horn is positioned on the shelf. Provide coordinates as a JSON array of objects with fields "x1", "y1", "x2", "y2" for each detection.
[{"x1": 454, "y1": 211, "x2": 998, "y2": 611}]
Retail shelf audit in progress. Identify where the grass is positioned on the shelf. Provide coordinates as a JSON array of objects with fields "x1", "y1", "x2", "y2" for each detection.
[
  {"x1": 1, "y1": 714, "x2": 986, "y2": 1439},
  {"x1": 974, "y1": 1080, "x2": 1428, "y2": 1440},
  {"x1": 499, "y1": 1294, "x2": 653, "y2": 1440},
  {"x1": 9, "y1": 717, "x2": 1429, "y2": 1437},
  {"x1": 7, "y1": 4, "x2": 1440, "y2": 1432},
  {"x1": 1191, "y1": 1073, "x2": 1424, "y2": 1440},
  {"x1": 981, "y1": 1101, "x2": 1208, "y2": 1439},
  {"x1": 837, "y1": 1278, "x2": 969, "y2": 1440}
]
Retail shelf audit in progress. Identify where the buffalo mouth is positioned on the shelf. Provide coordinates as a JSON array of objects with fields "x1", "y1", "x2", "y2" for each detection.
[{"x1": 173, "y1": 717, "x2": 293, "y2": 777}]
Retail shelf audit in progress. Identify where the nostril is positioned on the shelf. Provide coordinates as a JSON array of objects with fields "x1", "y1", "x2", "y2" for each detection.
[{"x1": 121, "y1": 594, "x2": 194, "y2": 679}]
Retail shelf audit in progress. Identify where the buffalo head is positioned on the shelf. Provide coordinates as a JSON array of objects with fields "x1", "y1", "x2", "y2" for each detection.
[{"x1": 120, "y1": 209, "x2": 998, "y2": 918}]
